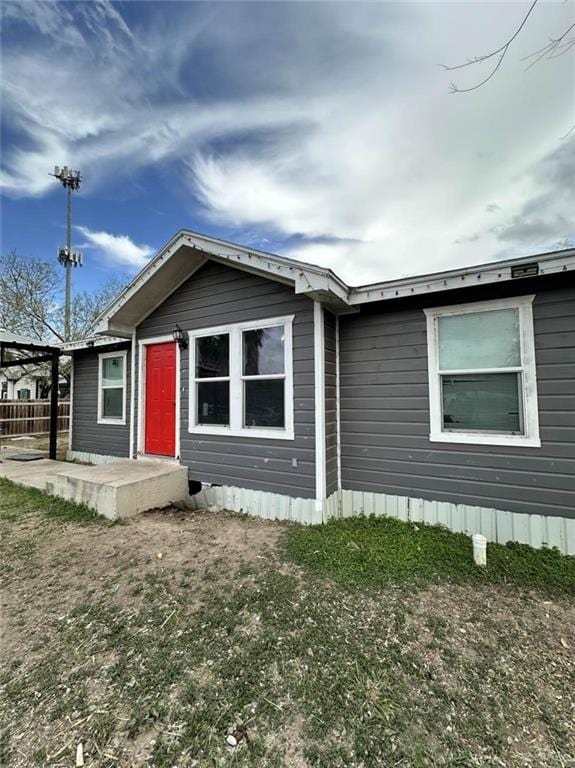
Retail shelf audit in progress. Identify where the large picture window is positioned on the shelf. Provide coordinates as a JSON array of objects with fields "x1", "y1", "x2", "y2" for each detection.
[
  {"x1": 97, "y1": 350, "x2": 127, "y2": 425},
  {"x1": 424, "y1": 296, "x2": 540, "y2": 447},
  {"x1": 189, "y1": 316, "x2": 294, "y2": 440}
]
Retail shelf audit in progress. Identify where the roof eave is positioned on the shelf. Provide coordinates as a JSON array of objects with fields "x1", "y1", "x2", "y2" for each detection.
[
  {"x1": 348, "y1": 248, "x2": 575, "y2": 305},
  {"x1": 61, "y1": 335, "x2": 129, "y2": 352},
  {"x1": 95, "y1": 230, "x2": 352, "y2": 334}
]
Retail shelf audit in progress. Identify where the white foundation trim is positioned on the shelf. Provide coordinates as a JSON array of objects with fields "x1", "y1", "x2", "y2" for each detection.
[
  {"x1": 137, "y1": 335, "x2": 181, "y2": 461},
  {"x1": 335, "y1": 489, "x2": 575, "y2": 556},
  {"x1": 186, "y1": 484, "x2": 321, "y2": 524},
  {"x1": 314, "y1": 301, "x2": 326, "y2": 518},
  {"x1": 66, "y1": 450, "x2": 128, "y2": 466},
  {"x1": 186, "y1": 483, "x2": 575, "y2": 555}
]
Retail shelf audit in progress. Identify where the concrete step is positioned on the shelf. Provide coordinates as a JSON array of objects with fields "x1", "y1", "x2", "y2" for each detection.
[{"x1": 45, "y1": 460, "x2": 189, "y2": 519}]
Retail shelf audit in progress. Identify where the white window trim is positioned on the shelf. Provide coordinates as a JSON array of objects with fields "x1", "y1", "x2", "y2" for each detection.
[
  {"x1": 188, "y1": 315, "x2": 295, "y2": 440},
  {"x1": 97, "y1": 350, "x2": 127, "y2": 426},
  {"x1": 424, "y1": 295, "x2": 541, "y2": 448}
]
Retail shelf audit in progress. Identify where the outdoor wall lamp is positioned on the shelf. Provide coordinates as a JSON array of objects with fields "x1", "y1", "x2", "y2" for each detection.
[{"x1": 172, "y1": 325, "x2": 188, "y2": 350}]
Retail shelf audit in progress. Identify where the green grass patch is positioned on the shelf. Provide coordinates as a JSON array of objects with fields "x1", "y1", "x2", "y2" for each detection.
[
  {"x1": 3, "y1": 505, "x2": 574, "y2": 767},
  {"x1": 0, "y1": 477, "x2": 111, "y2": 525},
  {"x1": 285, "y1": 514, "x2": 575, "y2": 595}
]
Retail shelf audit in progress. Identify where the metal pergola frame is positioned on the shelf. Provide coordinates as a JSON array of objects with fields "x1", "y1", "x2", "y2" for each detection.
[{"x1": 0, "y1": 340, "x2": 62, "y2": 460}]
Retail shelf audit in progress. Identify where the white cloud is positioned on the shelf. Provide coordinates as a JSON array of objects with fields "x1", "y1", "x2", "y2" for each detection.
[
  {"x1": 76, "y1": 226, "x2": 154, "y2": 269},
  {"x1": 1, "y1": 1, "x2": 574, "y2": 283}
]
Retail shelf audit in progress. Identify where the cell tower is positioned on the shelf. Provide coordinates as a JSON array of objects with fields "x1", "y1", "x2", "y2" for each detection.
[{"x1": 50, "y1": 166, "x2": 83, "y2": 341}]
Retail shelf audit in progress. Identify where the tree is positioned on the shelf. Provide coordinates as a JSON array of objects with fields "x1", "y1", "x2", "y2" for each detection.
[
  {"x1": 0, "y1": 249, "x2": 127, "y2": 389},
  {"x1": 0, "y1": 249, "x2": 125, "y2": 343},
  {"x1": 442, "y1": 0, "x2": 574, "y2": 97}
]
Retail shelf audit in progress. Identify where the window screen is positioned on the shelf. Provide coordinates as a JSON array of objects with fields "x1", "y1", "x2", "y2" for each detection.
[{"x1": 442, "y1": 372, "x2": 521, "y2": 433}]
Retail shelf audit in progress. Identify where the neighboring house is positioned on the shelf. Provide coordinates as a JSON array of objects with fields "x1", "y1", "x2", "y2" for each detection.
[
  {"x1": 63, "y1": 231, "x2": 575, "y2": 553},
  {"x1": 0, "y1": 371, "x2": 45, "y2": 400},
  {"x1": 0, "y1": 329, "x2": 54, "y2": 400}
]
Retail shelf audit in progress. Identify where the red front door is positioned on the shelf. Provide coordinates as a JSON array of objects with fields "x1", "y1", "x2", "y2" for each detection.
[{"x1": 145, "y1": 342, "x2": 176, "y2": 456}]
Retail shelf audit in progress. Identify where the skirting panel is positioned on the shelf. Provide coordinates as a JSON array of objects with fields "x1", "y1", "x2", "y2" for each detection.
[
  {"x1": 188, "y1": 484, "x2": 575, "y2": 554},
  {"x1": 187, "y1": 484, "x2": 321, "y2": 524},
  {"x1": 336, "y1": 489, "x2": 575, "y2": 556},
  {"x1": 67, "y1": 450, "x2": 128, "y2": 466}
]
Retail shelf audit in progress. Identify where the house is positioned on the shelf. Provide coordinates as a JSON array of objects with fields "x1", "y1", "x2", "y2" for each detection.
[
  {"x1": 0, "y1": 371, "x2": 43, "y2": 400},
  {"x1": 0, "y1": 329, "x2": 59, "y2": 400},
  {"x1": 63, "y1": 231, "x2": 575, "y2": 553}
]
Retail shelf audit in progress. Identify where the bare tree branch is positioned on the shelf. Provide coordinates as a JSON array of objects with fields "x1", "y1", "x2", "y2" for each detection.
[
  {"x1": 0, "y1": 249, "x2": 127, "y2": 344},
  {"x1": 521, "y1": 22, "x2": 575, "y2": 69},
  {"x1": 441, "y1": 0, "x2": 540, "y2": 92},
  {"x1": 439, "y1": 0, "x2": 575, "y2": 97}
]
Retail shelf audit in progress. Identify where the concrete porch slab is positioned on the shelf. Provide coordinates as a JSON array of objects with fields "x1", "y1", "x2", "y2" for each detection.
[
  {"x1": 0, "y1": 458, "x2": 189, "y2": 519},
  {"x1": 0, "y1": 459, "x2": 68, "y2": 490}
]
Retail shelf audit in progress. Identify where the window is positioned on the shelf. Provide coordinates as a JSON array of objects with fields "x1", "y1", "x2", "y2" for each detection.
[
  {"x1": 189, "y1": 316, "x2": 294, "y2": 439},
  {"x1": 243, "y1": 326, "x2": 285, "y2": 428},
  {"x1": 17, "y1": 389, "x2": 31, "y2": 400},
  {"x1": 195, "y1": 333, "x2": 230, "y2": 426},
  {"x1": 98, "y1": 351, "x2": 127, "y2": 425},
  {"x1": 424, "y1": 296, "x2": 540, "y2": 447}
]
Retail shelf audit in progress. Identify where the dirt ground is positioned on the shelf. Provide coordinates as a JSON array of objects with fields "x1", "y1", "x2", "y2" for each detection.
[
  {"x1": 0, "y1": 431, "x2": 69, "y2": 461},
  {"x1": 1, "y1": 494, "x2": 574, "y2": 768}
]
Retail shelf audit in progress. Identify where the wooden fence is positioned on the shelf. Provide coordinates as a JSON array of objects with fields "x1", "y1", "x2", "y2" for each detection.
[{"x1": 0, "y1": 400, "x2": 70, "y2": 437}]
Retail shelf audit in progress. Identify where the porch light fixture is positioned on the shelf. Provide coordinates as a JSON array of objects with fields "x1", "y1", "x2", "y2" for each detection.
[{"x1": 172, "y1": 325, "x2": 188, "y2": 349}]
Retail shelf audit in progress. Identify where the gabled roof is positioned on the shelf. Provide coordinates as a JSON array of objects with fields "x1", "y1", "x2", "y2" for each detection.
[
  {"x1": 94, "y1": 229, "x2": 575, "y2": 338},
  {"x1": 95, "y1": 230, "x2": 351, "y2": 337}
]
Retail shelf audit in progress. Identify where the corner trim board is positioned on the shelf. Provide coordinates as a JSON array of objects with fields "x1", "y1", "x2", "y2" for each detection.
[
  {"x1": 335, "y1": 314, "x2": 342, "y2": 491},
  {"x1": 314, "y1": 301, "x2": 326, "y2": 515},
  {"x1": 129, "y1": 330, "x2": 136, "y2": 458},
  {"x1": 68, "y1": 355, "x2": 74, "y2": 453}
]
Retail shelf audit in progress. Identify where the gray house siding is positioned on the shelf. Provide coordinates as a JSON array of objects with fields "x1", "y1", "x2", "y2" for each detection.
[
  {"x1": 137, "y1": 260, "x2": 316, "y2": 498},
  {"x1": 325, "y1": 310, "x2": 338, "y2": 496},
  {"x1": 339, "y1": 275, "x2": 575, "y2": 520},
  {"x1": 71, "y1": 343, "x2": 131, "y2": 458}
]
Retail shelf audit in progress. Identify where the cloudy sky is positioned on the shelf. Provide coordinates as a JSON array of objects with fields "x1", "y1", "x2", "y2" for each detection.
[{"x1": 1, "y1": 0, "x2": 573, "y2": 293}]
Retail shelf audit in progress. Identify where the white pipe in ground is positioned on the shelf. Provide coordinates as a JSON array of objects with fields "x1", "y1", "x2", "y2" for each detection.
[{"x1": 472, "y1": 533, "x2": 487, "y2": 566}]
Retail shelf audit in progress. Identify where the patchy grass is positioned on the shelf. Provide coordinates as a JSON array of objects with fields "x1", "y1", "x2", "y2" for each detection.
[
  {"x1": 1, "y1": 485, "x2": 574, "y2": 767},
  {"x1": 0, "y1": 478, "x2": 111, "y2": 525},
  {"x1": 286, "y1": 514, "x2": 575, "y2": 595}
]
